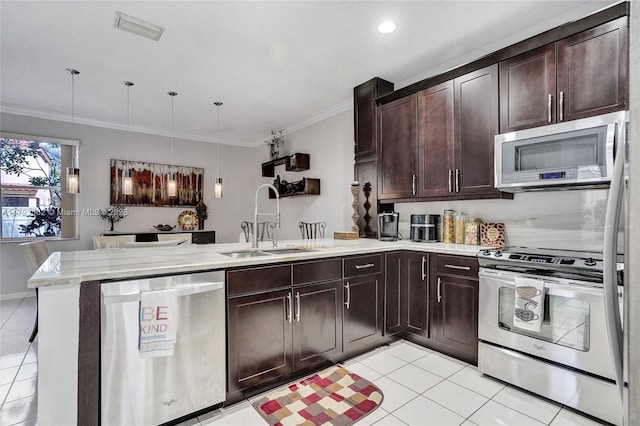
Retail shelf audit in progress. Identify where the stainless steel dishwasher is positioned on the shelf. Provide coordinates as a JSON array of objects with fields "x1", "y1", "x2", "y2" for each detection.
[{"x1": 101, "y1": 271, "x2": 226, "y2": 425}]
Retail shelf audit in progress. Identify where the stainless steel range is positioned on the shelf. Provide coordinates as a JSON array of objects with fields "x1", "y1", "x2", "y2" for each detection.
[{"x1": 477, "y1": 247, "x2": 624, "y2": 425}]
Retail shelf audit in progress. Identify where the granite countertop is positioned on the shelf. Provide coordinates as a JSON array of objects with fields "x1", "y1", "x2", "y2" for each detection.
[{"x1": 28, "y1": 238, "x2": 490, "y2": 288}]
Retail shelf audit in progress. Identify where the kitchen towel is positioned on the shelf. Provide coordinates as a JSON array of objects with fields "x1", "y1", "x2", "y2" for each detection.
[
  {"x1": 139, "y1": 289, "x2": 179, "y2": 358},
  {"x1": 513, "y1": 276, "x2": 545, "y2": 332}
]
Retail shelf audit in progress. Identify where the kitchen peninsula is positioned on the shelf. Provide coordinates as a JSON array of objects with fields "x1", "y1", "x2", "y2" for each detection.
[{"x1": 30, "y1": 238, "x2": 485, "y2": 425}]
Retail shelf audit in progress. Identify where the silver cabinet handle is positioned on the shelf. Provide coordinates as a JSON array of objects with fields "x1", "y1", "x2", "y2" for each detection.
[
  {"x1": 412, "y1": 173, "x2": 417, "y2": 196},
  {"x1": 295, "y1": 292, "x2": 301, "y2": 322},
  {"x1": 355, "y1": 263, "x2": 375, "y2": 269},
  {"x1": 448, "y1": 170, "x2": 453, "y2": 193},
  {"x1": 548, "y1": 94, "x2": 552, "y2": 123},
  {"x1": 445, "y1": 264, "x2": 471, "y2": 271},
  {"x1": 559, "y1": 91, "x2": 564, "y2": 121},
  {"x1": 286, "y1": 292, "x2": 292, "y2": 323},
  {"x1": 455, "y1": 169, "x2": 460, "y2": 193},
  {"x1": 344, "y1": 282, "x2": 351, "y2": 309},
  {"x1": 421, "y1": 256, "x2": 426, "y2": 281},
  {"x1": 437, "y1": 277, "x2": 442, "y2": 303}
]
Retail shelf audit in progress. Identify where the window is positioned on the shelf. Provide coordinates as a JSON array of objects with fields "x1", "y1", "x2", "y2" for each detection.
[{"x1": 1, "y1": 133, "x2": 79, "y2": 239}]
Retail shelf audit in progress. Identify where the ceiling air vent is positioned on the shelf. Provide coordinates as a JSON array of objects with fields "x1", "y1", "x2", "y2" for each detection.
[{"x1": 113, "y1": 11, "x2": 165, "y2": 41}]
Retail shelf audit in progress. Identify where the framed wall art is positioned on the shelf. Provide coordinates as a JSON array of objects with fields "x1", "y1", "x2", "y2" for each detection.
[{"x1": 109, "y1": 159, "x2": 204, "y2": 207}]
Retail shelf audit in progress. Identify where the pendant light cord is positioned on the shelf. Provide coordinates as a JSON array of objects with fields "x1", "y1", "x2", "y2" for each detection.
[{"x1": 216, "y1": 104, "x2": 220, "y2": 179}]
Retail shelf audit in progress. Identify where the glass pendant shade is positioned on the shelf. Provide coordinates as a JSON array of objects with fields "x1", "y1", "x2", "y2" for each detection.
[
  {"x1": 214, "y1": 177, "x2": 223, "y2": 198},
  {"x1": 167, "y1": 171, "x2": 177, "y2": 198},
  {"x1": 66, "y1": 167, "x2": 80, "y2": 194},
  {"x1": 122, "y1": 168, "x2": 133, "y2": 196}
]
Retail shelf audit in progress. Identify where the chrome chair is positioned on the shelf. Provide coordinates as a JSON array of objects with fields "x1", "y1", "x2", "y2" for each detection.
[
  {"x1": 298, "y1": 221, "x2": 326, "y2": 239},
  {"x1": 19, "y1": 240, "x2": 50, "y2": 343},
  {"x1": 240, "y1": 221, "x2": 276, "y2": 243}
]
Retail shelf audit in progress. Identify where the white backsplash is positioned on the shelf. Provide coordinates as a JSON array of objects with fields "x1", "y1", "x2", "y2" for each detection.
[{"x1": 393, "y1": 188, "x2": 619, "y2": 253}]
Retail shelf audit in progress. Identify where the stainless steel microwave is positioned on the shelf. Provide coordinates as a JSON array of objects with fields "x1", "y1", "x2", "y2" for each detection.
[{"x1": 495, "y1": 111, "x2": 628, "y2": 192}]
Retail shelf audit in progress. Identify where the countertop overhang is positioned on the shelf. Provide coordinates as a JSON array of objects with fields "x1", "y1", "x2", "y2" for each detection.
[{"x1": 28, "y1": 239, "x2": 489, "y2": 288}]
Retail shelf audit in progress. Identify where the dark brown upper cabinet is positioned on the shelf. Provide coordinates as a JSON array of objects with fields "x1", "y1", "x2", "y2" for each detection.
[
  {"x1": 454, "y1": 64, "x2": 501, "y2": 197},
  {"x1": 417, "y1": 81, "x2": 454, "y2": 198},
  {"x1": 377, "y1": 94, "x2": 418, "y2": 200},
  {"x1": 557, "y1": 17, "x2": 628, "y2": 122},
  {"x1": 499, "y1": 44, "x2": 557, "y2": 132},
  {"x1": 354, "y1": 77, "x2": 394, "y2": 160},
  {"x1": 500, "y1": 17, "x2": 628, "y2": 132}
]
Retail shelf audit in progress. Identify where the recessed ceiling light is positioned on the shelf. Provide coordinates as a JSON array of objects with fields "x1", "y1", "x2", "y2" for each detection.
[
  {"x1": 377, "y1": 21, "x2": 397, "y2": 34},
  {"x1": 113, "y1": 11, "x2": 165, "y2": 41}
]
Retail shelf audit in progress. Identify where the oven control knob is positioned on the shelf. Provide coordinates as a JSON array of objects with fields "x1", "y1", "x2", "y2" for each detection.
[
  {"x1": 494, "y1": 251, "x2": 503, "y2": 257},
  {"x1": 481, "y1": 249, "x2": 491, "y2": 256},
  {"x1": 585, "y1": 258, "x2": 597, "y2": 266}
]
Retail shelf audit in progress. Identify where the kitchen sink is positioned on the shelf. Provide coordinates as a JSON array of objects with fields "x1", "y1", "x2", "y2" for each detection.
[{"x1": 221, "y1": 247, "x2": 315, "y2": 258}]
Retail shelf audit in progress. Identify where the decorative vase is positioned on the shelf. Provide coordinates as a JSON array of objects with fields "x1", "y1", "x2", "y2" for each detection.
[{"x1": 270, "y1": 143, "x2": 279, "y2": 160}]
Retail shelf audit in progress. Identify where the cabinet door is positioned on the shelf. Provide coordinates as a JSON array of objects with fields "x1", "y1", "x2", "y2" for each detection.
[
  {"x1": 433, "y1": 274, "x2": 478, "y2": 363},
  {"x1": 227, "y1": 289, "x2": 293, "y2": 394},
  {"x1": 378, "y1": 94, "x2": 418, "y2": 199},
  {"x1": 403, "y1": 252, "x2": 429, "y2": 337},
  {"x1": 454, "y1": 64, "x2": 500, "y2": 196},
  {"x1": 499, "y1": 44, "x2": 557, "y2": 132},
  {"x1": 384, "y1": 252, "x2": 403, "y2": 335},
  {"x1": 557, "y1": 17, "x2": 628, "y2": 122},
  {"x1": 418, "y1": 81, "x2": 455, "y2": 198},
  {"x1": 343, "y1": 274, "x2": 384, "y2": 352},
  {"x1": 354, "y1": 78, "x2": 394, "y2": 160},
  {"x1": 355, "y1": 158, "x2": 378, "y2": 238},
  {"x1": 293, "y1": 280, "x2": 342, "y2": 371}
]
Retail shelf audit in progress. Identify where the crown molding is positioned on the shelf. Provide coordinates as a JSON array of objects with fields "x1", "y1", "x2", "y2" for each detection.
[
  {"x1": 0, "y1": 103, "x2": 255, "y2": 147},
  {"x1": 2, "y1": 97, "x2": 354, "y2": 148}
]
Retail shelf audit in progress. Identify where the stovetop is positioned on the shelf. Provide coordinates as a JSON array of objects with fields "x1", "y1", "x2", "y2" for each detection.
[{"x1": 477, "y1": 246, "x2": 613, "y2": 274}]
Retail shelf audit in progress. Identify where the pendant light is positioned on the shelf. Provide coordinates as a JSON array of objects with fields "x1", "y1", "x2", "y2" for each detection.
[
  {"x1": 65, "y1": 68, "x2": 80, "y2": 194},
  {"x1": 122, "y1": 81, "x2": 134, "y2": 196},
  {"x1": 214, "y1": 101, "x2": 223, "y2": 199},
  {"x1": 167, "y1": 91, "x2": 178, "y2": 198}
]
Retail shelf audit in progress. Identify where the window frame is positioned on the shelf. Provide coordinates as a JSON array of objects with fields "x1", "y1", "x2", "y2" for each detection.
[{"x1": 1, "y1": 132, "x2": 79, "y2": 241}]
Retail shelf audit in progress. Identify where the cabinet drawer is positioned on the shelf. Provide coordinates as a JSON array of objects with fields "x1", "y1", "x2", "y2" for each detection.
[
  {"x1": 293, "y1": 259, "x2": 342, "y2": 286},
  {"x1": 227, "y1": 265, "x2": 292, "y2": 296},
  {"x1": 436, "y1": 254, "x2": 479, "y2": 278},
  {"x1": 343, "y1": 254, "x2": 383, "y2": 278}
]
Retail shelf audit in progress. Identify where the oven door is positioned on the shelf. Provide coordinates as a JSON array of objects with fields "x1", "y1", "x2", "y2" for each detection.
[{"x1": 479, "y1": 268, "x2": 619, "y2": 381}]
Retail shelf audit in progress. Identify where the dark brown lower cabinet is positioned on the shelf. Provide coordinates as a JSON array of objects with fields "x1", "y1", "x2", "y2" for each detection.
[
  {"x1": 343, "y1": 273, "x2": 384, "y2": 352},
  {"x1": 293, "y1": 280, "x2": 342, "y2": 371},
  {"x1": 385, "y1": 252, "x2": 429, "y2": 337},
  {"x1": 227, "y1": 289, "x2": 293, "y2": 394},
  {"x1": 430, "y1": 254, "x2": 479, "y2": 364}
]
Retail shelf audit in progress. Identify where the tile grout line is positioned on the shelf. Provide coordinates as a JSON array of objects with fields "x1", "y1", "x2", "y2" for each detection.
[{"x1": 0, "y1": 299, "x2": 25, "y2": 330}]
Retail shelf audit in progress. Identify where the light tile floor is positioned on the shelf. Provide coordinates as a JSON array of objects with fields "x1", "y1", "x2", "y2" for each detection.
[{"x1": 0, "y1": 297, "x2": 608, "y2": 426}]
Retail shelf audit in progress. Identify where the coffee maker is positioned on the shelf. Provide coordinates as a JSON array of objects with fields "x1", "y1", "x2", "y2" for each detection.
[
  {"x1": 378, "y1": 212, "x2": 400, "y2": 241},
  {"x1": 410, "y1": 214, "x2": 440, "y2": 242}
]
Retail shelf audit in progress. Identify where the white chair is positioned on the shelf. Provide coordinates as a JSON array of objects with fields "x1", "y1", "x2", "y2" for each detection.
[
  {"x1": 158, "y1": 233, "x2": 192, "y2": 244},
  {"x1": 19, "y1": 240, "x2": 50, "y2": 343},
  {"x1": 93, "y1": 235, "x2": 135, "y2": 249},
  {"x1": 123, "y1": 239, "x2": 188, "y2": 248}
]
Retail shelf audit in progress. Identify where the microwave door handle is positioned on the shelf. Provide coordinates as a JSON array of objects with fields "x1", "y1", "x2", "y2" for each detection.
[{"x1": 603, "y1": 119, "x2": 626, "y2": 400}]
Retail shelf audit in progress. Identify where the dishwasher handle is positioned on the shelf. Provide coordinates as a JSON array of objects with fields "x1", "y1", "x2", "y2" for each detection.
[{"x1": 103, "y1": 282, "x2": 224, "y2": 305}]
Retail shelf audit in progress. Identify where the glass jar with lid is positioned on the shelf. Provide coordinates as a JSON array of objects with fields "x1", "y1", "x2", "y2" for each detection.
[
  {"x1": 454, "y1": 211, "x2": 465, "y2": 244},
  {"x1": 443, "y1": 210, "x2": 455, "y2": 243},
  {"x1": 464, "y1": 217, "x2": 481, "y2": 245}
]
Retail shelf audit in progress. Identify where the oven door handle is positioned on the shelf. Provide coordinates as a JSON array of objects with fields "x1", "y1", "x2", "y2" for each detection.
[{"x1": 603, "y1": 118, "x2": 626, "y2": 400}]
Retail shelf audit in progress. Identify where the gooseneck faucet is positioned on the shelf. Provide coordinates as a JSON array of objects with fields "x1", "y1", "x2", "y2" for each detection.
[{"x1": 253, "y1": 184, "x2": 280, "y2": 248}]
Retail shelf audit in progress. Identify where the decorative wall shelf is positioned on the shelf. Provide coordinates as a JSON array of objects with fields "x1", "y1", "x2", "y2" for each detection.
[
  {"x1": 261, "y1": 153, "x2": 310, "y2": 177},
  {"x1": 269, "y1": 177, "x2": 320, "y2": 199}
]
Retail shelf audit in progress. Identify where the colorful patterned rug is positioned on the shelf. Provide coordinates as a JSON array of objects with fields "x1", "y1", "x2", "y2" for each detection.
[{"x1": 252, "y1": 365, "x2": 384, "y2": 426}]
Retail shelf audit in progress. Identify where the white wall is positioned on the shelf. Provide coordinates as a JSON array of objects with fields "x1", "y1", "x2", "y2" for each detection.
[
  {"x1": 0, "y1": 112, "x2": 258, "y2": 297},
  {"x1": 253, "y1": 110, "x2": 354, "y2": 240}
]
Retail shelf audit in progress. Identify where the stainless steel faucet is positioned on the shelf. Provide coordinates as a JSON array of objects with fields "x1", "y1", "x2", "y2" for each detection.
[{"x1": 253, "y1": 184, "x2": 280, "y2": 248}]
